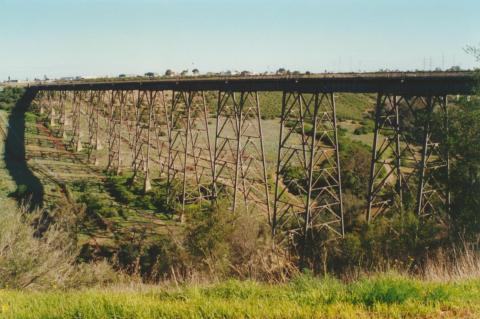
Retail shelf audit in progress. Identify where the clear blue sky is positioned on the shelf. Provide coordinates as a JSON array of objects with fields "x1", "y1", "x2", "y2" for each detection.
[{"x1": 0, "y1": 0, "x2": 478, "y2": 81}]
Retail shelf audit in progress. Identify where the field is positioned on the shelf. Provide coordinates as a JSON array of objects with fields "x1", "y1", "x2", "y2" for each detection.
[{"x1": 0, "y1": 274, "x2": 479, "y2": 318}]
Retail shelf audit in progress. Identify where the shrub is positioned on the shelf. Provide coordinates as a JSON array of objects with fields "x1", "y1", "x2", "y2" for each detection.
[
  {"x1": 184, "y1": 202, "x2": 233, "y2": 275},
  {"x1": 339, "y1": 137, "x2": 371, "y2": 198},
  {"x1": 0, "y1": 87, "x2": 24, "y2": 111},
  {"x1": 0, "y1": 202, "x2": 118, "y2": 289},
  {"x1": 353, "y1": 126, "x2": 368, "y2": 135},
  {"x1": 104, "y1": 174, "x2": 172, "y2": 214}
]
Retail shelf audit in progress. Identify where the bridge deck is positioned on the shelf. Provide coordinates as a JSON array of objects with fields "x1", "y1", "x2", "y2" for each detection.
[{"x1": 30, "y1": 72, "x2": 476, "y2": 95}]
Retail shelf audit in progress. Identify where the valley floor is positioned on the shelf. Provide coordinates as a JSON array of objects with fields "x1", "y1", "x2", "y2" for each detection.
[{"x1": 0, "y1": 275, "x2": 479, "y2": 318}]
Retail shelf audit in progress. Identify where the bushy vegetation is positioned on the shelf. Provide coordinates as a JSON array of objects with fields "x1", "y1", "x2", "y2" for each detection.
[
  {"x1": 104, "y1": 174, "x2": 171, "y2": 213},
  {"x1": 0, "y1": 201, "x2": 119, "y2": 289},
  {"x1": 444, "y1": 102, "x2": 480, "y2": 241},
  {"x1": 353, "y1": 119, "x2": 375, "y2": 135},
  {"x1": 66, "y1": 175, "x2": 285, "y2": 281},
  {"x1": 0, "y1": 87, "x2": 24, "y2": 111}
]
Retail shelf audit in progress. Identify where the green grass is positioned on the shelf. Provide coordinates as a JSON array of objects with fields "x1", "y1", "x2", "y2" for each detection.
[
  {"x1": 0, "y1": 274, "x2": 479, "y2": 318},
  {"x1": 335, "y1": 93, "x2": 376, "y2": 121},
  {"x1": 246, "y1": 92, "x2": 375, "y2": 121}
]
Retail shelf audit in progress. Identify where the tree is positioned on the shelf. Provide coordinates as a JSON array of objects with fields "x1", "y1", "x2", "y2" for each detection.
[
  {"x1": 192, "y1": 69, "x2": 199, "y2": 75},
  {"x1": 438, "y1": 47, "x2": 480, "y2": 241},
  {"x1": 445, "y1": 107, "x2": 480, "y2": 240},
  {"x1": 165, "y1": 69, "x2": 173, "y2": 76}
]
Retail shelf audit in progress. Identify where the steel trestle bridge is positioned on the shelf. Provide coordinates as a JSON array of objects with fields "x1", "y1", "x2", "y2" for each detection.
[{"x1": 28, "y1": 72, "x2": 476, "y2": 248}]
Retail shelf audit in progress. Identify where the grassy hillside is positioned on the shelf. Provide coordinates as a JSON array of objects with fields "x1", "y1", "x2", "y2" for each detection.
[
  {"x1": 257, "y1": 92, "x2": 375, "y2": 121},
  {"x1": 0, "y1": 274, "x2": 479, "y2": 318}
]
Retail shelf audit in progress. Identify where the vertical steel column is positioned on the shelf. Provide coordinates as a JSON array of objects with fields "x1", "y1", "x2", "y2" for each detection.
[
  {"x1": 255, "y1": 92, "x2": 272, "y2": 222},
  {"x1": 87, "y1": 90, "x2": 101, "y2": 164},
  {"x1": 181, "y1": 92, "x2": 191, "y2": 214},
  {"x1": 59, "y1": 91, "x2": 67, "y2": 139},
  {"x1": 106, "y1": 90, "x2": 116, "y2": 171},
  {"x1": 165, "y1": 90, "x2": 183, "y2": 209},
  {"x1": 415, "y1": 95, "x2": 450, "y2": 218},
  {"x1": 95, "y1": 92, "x2": 103, "y2": 151},
  {"x1": 232, "y1": 92, "x2": 242, "y2": 213},
  {"x1": 272, "y1": 92, "x2": 288, "y2": 237},
  {"x1": 37, "y1": 91, "x2": 46, "y2": 115},
  {"x1": 126, "y1": 90, "x2": 142, "y2": 178},
  {"x1": 71, "y1": 91, "x2": 83, "y2": 152},
  {"x1": 116, "y1": 91, "x2": 125, "y2": 174},
  {"x1": 130, "y1": 90, "x2": 148, "y2": 183},
  {"x1": 165, "y1": 91, "x2": 175, "y2": 207},
  {"x1": 106, "y1": 90, "x2": 125, "y2": 174},
  {"x1": 444, "y1": 97, "x2": 451, "y2": 215},
  {"x1": 152, "y1": 91, "x2": 170, "y2": 179},
  {"x1": 331, "y1": 94, "x2": 345, "y2": 237},
  {"x1": 63, "y1": 91, "x2": 73, "y2": 137},
  {"x1": 200, "y1": 92, "x2": 215, "y2": 201},
  {"x1": 143, "y1": 91, "x2": 155, "y2": 192},
  {"x1": 48, "y1": 91, "x2": 56, "y2": 127},
  {"x1": 416, "y1": 96, "x2": 432, "y2": 217},
  {"x1": 272, "y1": 92, "x2": 344, "y2": 250}
]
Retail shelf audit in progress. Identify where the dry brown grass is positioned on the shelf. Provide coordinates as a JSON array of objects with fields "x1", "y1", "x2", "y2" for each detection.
[{"x1": 423, "y1": 244, "x2": 480, "y2": 281}]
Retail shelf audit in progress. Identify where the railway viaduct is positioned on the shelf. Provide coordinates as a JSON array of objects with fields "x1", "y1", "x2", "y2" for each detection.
[{"x1": 28, "y1": 72, "x2": 476, "y2": 247}]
